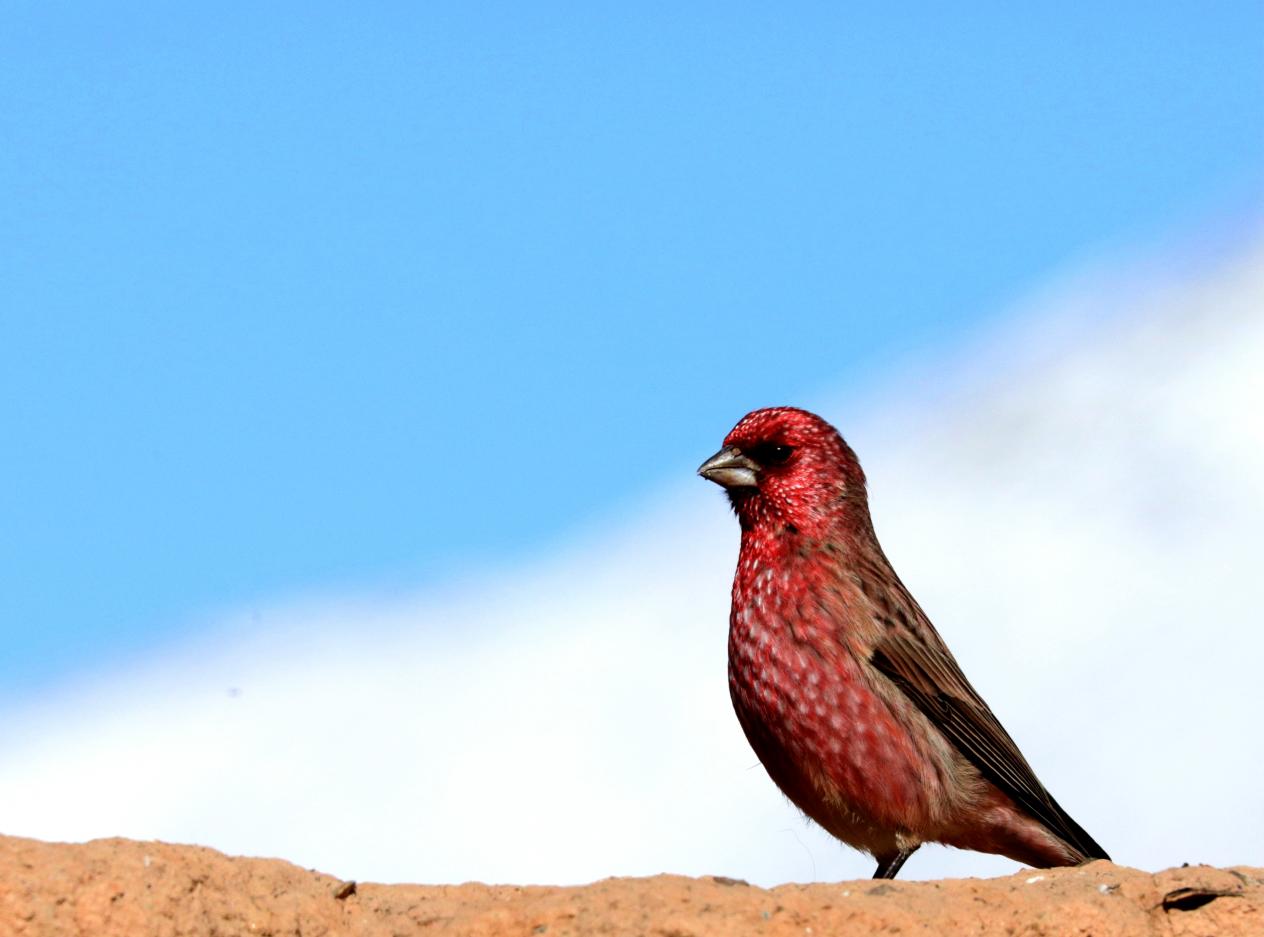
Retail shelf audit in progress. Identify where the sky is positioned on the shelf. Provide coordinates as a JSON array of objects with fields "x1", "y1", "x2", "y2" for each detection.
[
  {"x1": 1, "y1": 236, "x2": 1261, "y2": 887},
  {"x1": 1, "y1": 3, "x2": 1263, "y2": 885}
]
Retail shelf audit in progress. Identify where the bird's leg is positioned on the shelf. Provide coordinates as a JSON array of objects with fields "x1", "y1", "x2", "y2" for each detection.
[{"x1": 872, "y1": 846, "x2": 917, "y2": 879}]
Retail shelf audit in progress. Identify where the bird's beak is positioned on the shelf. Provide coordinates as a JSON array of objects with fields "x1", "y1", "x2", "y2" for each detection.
[{"x1": 697, "y1": 446, "x2": 759, "y2": 488}]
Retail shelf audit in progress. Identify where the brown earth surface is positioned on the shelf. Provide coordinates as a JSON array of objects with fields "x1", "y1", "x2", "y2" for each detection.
[{"x1": 0, "y1": 835, "x2": 1259, "y2": 936}]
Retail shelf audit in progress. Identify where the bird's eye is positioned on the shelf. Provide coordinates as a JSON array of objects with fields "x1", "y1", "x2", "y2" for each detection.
[{"x1": 749, "y1": 443, "x2": 794, "y2": 466}]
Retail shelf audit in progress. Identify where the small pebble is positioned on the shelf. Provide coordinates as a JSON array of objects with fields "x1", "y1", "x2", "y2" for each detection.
[{"x1": 333, "y1": 881, "x2": 357, "y2": 900}]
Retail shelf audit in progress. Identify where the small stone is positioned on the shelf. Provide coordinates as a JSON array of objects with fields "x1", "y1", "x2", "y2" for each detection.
[{"x1": 333, "y1": 880, "x2": 357, "y2": 900}]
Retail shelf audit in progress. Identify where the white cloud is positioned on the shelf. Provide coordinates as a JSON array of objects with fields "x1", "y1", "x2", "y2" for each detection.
[{"x1": 2, "y1": 230, "x2": 1262, "y2": 886}]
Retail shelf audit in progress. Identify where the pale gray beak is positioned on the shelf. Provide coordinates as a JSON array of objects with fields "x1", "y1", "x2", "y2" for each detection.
[{"x1": 697, "y1": 446, "x2": 759, "y2": 488}]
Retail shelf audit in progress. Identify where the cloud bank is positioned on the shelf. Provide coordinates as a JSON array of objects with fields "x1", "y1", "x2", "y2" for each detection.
[{"x1": 2, "y1": 231, "x2": 1262, "y2": 886}]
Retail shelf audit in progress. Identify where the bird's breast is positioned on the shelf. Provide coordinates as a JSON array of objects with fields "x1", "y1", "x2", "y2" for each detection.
[{"x1": 727, "y1": 553, "x2": 949, "y2": 834}]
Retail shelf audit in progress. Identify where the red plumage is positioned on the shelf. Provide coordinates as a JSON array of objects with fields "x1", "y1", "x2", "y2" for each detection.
[{"x1": 699, "y1": 407, "x2": 1108, "y2": 879}]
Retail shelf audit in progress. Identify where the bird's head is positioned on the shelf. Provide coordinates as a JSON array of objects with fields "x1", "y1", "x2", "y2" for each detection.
[{"x1": 698, "y1": 407, "x2": 867, "y2": 534}]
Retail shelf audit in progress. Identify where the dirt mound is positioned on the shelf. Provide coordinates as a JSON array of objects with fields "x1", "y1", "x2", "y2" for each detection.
[{"x1": 1, "y1": 834, "x2": 1258, "y2": 935}]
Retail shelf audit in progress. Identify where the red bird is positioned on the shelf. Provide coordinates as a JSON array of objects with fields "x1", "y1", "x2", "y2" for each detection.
[{"x1": 698, "y1": 406, "x2": 1109, "y2": 879}]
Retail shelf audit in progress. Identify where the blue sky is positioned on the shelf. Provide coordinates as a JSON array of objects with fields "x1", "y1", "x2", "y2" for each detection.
[{"x1": 3, "y1": 3, "x2": 1262, "y2": 701}]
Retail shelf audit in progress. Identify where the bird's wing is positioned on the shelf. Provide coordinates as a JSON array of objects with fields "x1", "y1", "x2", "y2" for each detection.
[{"x1": 868, "y1": 593, "x2": 1110, "y2": 862}]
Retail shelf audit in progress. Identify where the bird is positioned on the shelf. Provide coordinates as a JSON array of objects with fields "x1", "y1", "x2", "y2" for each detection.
[{"x1": 697, "y1": 406, "x2": 1109, "y2": 880}]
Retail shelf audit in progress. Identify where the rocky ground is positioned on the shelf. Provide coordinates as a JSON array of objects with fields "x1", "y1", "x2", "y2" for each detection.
[{"x1": 0, "y1": 835, "x2": 1259, "y2": 936}]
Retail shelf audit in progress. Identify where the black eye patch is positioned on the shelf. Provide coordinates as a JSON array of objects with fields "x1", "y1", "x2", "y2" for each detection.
[{"x1": 748, "y1": 443, "x2": 793, "y2": 466}]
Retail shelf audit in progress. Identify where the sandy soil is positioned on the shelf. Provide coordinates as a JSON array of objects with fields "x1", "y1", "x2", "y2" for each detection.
[{"x1": 0, "y1": 835, "x2": 1259, "y2": 936}]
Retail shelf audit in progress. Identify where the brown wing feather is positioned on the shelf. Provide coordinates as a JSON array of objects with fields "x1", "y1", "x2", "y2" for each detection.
[{"x1": 862, "y1": 563, "x2": 1109, "y2": 862}]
